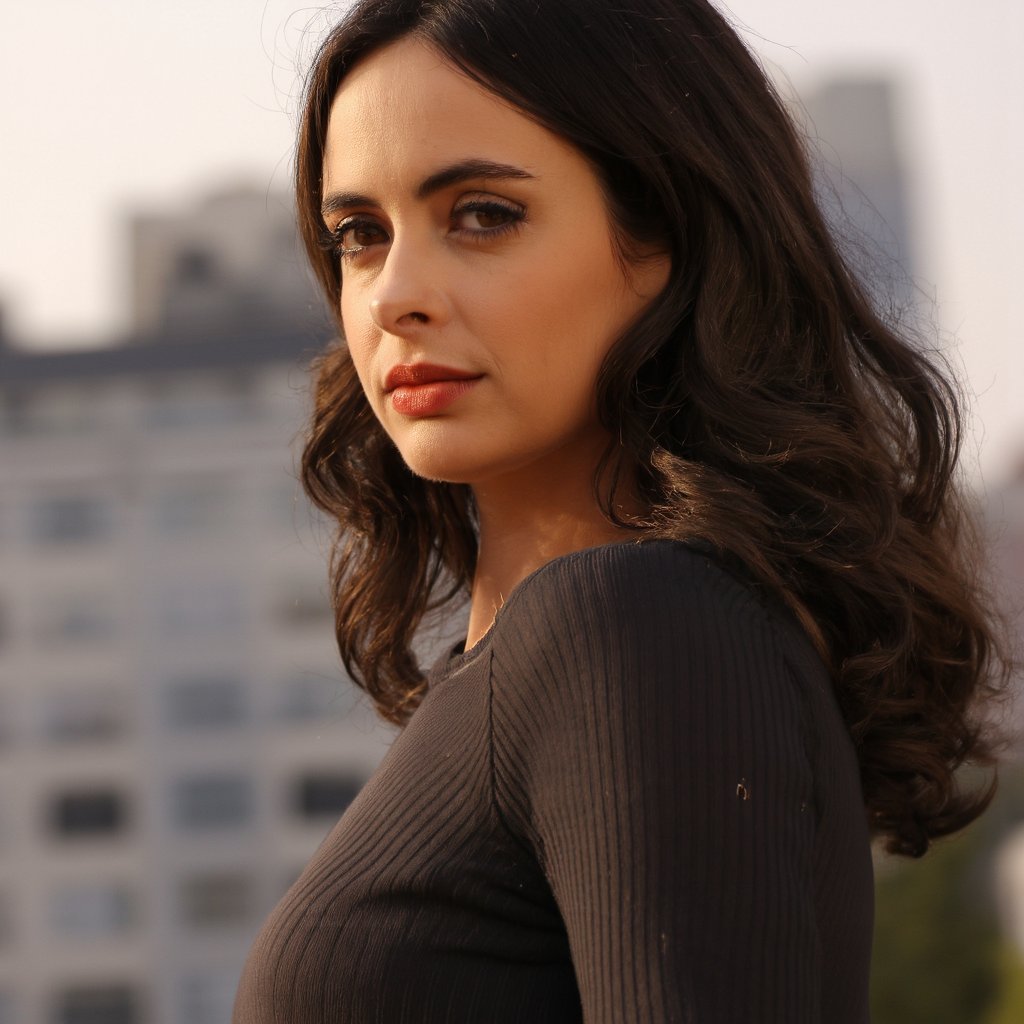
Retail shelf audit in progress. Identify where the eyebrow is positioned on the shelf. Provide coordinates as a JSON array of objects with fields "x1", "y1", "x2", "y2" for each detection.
[{"x1": 320, "y1": 159, "x2": 536, "y2": 219}]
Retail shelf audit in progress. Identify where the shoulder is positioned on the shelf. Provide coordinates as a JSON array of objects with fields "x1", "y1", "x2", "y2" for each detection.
[
  {"x1": 497, "y1": 538, "x2": 774, "y2": 646},
  {"x1": 489, "y1": 540, "x2": 826, "y2": 815},
  {"x1": 490, "y1": 538, "x2": 808, "y2": 692}
]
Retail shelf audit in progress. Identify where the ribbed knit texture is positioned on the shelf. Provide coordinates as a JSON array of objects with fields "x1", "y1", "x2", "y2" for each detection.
[{"x1": 233, "y1": 540, "x2": 874, "y2": 1022}]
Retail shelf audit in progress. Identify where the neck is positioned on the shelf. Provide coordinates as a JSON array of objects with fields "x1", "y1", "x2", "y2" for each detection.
[{"x1": 464, "y1": 445, "x2": 642, "y2": 649}]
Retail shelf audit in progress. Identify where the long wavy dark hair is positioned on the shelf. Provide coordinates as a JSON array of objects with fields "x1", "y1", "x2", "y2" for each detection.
[{"x1": 295, "y1": 0, "x2": 1008, "y2": 857}]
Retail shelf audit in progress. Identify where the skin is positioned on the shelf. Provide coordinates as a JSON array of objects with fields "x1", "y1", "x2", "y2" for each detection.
[{"x1": 322, "y1": 37, "x2": 670, "y2": 647}]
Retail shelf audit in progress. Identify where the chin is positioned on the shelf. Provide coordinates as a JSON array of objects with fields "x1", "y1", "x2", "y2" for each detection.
[
  {"x1": 399, "y1": 456, "x2": 483, "y2": 486},
  {"x1": 395, "y1": 440, "x2": 524, "y2": 488},
  {"x1": 393, "y1": 441, "x2": 479, "y2": 486},
  {"x1": 388, "y1": 422, "x2": 504, "y2": 486}
]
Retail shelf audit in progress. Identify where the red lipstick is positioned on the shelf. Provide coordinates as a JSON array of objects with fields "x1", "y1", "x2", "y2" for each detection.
[{"x1": 384, "y1": 363, "x2": 483, "y2": 417}]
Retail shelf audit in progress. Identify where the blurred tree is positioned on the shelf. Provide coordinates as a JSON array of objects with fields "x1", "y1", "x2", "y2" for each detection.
[
  {"x1": 871, "y1": 763, "x2": 1024, "y2": 1023},
  {"x1": 985, "y1": 942, "x2": 1024, "y2": 1024}
]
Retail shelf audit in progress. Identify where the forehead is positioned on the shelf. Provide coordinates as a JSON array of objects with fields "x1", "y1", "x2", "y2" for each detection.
[{"x1": 322, "y1": 36, "x2": 578, "y2": 194}]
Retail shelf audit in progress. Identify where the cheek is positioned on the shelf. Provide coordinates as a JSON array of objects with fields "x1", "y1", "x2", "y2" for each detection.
[
  {"x1": 494, "y1": 251, "x2": 631, "y2": 377},
  {"x1": 340, "y1": 289, "x2": 374, "y2": 386},
  {"x1": 339, "y1": 286, "x2": 359, "y2": 351}
]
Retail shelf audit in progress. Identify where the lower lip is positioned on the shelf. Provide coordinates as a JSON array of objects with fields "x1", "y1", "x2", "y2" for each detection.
[{"x1": 389, "y1": 378, "x2": 481, "y2": 416}]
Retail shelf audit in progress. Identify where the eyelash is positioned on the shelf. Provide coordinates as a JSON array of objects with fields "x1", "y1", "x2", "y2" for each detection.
[{"x1": 318, "y1": 199, "x2": 526, "y2": 262}]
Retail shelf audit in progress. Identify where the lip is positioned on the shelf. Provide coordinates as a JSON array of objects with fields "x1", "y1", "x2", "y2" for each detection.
[
  {"x1": 384, "y1": 363, "x2": 482, "y2": 393},
  {"x1": 384, "y1": 362, "x2": 484, "y2": 417}
]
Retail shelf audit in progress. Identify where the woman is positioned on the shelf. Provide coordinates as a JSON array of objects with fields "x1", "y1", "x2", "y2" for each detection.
[{"x1": 234, "y1": 1, "x2": 1007, "y2": 1020}]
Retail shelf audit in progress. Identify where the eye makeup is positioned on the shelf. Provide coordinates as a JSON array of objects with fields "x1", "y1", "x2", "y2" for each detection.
[{"x1": 318, "y1": 195, "x2": 527, "y2": 263}]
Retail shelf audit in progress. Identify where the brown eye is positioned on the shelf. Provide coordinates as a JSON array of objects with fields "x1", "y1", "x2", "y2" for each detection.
[
  {"x1": 335, "y1": 218, "x2": 388, "y2": 253},
  {"x1": 453, "y1": 201, "x2": 524, "y2": 233},
  {"x1": 465, "y1": 208, "x2": 510, "y2": 229}
]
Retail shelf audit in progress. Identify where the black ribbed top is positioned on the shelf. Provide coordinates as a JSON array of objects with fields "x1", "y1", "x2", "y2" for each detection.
[{"x1": 233, "y1": 540, "x2": 874, "y2": 1022}]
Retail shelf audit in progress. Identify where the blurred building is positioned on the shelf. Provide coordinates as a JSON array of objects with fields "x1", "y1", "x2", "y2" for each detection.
[
  {"x1": 129, "y1": 186, "x2": 321, "y2": 340},
  {"x1": 800, "y1": 76, "x2": 916, "y2": 312},
  {"x1": 0, "y1": 185, "x2": 401, "y2": 1024},
  {"x1": 0, "y1": 72, "x2": 1018, "y2": 1024},
  {"x1": 987, "y1": 460, "x2": 1024, "y2": 958},
  {"x1": 987, "y1": 460, "x2": 1024, "y2": 732}
]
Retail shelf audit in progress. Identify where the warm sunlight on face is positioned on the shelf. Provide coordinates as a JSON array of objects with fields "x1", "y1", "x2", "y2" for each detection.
[{"x1": 321, "y1": 37, "x2": 669, "y2": 489}]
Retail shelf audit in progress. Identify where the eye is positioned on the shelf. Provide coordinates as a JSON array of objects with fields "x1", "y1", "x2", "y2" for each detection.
[
  {"x1": 451, "y1": 199, "x2": 525, "y2": 236},
  {"x1": 326, "y1": 217, "x2": 389, "y2": 259}
]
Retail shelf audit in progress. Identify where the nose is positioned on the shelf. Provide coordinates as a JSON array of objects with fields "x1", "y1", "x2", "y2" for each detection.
[{"x1": 367, "y1": 235, "x2": 450, "y2": 334}]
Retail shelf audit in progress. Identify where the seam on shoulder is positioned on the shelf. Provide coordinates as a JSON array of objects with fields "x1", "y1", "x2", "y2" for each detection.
[{"x1": 487, "y1": 647, "x2": 544, "y2": 867}]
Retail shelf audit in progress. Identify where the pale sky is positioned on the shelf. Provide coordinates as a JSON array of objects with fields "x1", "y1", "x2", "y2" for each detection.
[{"x1": 0, "y1": 0, "x2": 1020, "y2": 485}]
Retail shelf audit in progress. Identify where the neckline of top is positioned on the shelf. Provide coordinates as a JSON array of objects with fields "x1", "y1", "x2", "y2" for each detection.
[{"x1": 428, "y1": 536, "x2": 716, "y2": 683}]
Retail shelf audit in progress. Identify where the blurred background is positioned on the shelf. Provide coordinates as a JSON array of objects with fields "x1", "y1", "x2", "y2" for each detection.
[{"x1": 0, "y1": 1, "x2": 1021, "y2": 1022}]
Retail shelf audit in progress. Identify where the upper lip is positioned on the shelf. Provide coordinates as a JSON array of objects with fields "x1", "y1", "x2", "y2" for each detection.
[{"x1": 384, "y1": 363, "x2": 482, "y2": 392}]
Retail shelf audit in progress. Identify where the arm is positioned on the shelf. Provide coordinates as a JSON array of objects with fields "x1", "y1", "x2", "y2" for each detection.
[{"x1": 491, "y1": 542, "x2": 822, "y2": 1023}]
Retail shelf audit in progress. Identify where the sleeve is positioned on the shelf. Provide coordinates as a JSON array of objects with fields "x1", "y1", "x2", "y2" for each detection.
[{"x1": 490, "y1": 542, "x2": 822, "y2": 1024}]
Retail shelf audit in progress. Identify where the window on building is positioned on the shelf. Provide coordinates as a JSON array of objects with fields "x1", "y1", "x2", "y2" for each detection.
[
  {"x1": 0, "y1": 792, "x2": 11, "y2": 851},
  {"x1": 143, "y1": 373, "x2": 260, "y2": 430},
  {"x1": 53, "y1": 984, "x2": 140, "y2": 1024},
  {"x1": 157, "y1": 580, "x2": 244, "y2": 638},
  {"x1": 34, "y1": 592, "x2": 117, "y2": 648},
  {"x1": 41, "y1": 690, "x2": 128, "y2": 743},
  {"x1": 277, "y1": 672, "x2": 348, "y2": 724},
  {"x1": 267, "y1": 478, "x2": 327, "y2": 536},
  {"x1": 274, "y1": 577, "x2": 332, "y2": 628},
  {"x1": 178, "y1": 870, "x2": 254, "y2": 927},
  {"x1": 164, "y1": 676, "x2": 246, "y2": 730},
  {"x1": 293, "y1": 772, "x2": 363, "y2": 821},
  {"x1": 0, "y1": 890, "x2": 14, "y2": 948},
  {"x1": 177, "y1": 970, "x2": 238, "y2": 1024},
  {"x1": 151, "y1": 478, "x2": 235, "y2": 539},
  {"x1": 172, "y1": 775, "x2": 253, "y2": 830},
  {"x1": 0, "y1": 695, "x2": 13, "y2": 749},
  {"x1": 1, "y1": 385, "x2": 109, "y2": 436},
  {"x1": 0, "y1": 388, "x2": 29, "y2": 432},
  {"x1": 49, "y1": 789, "x2": 129, "y2": 840},
  {"x1": 50, "y1": 883, "x2": 137, "y2": 938},
  {"x1": 277, "y1": 866, "x2": 305, "y2": 899},
  {"x1": 175, "y1": 247, "x2": 218, "y2": 286},
  {"x1": 0, "y1": 991, "x2": 17, "y2": 1024},
  {"x1": 30, "y1": 495, "x2": 112, "y2": 544}
]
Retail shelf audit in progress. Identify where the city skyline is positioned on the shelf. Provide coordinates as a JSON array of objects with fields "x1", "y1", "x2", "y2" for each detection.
[
  {"x1": 0, "y1": 180, "x2": 397, "y2": 1024},
  {"x1": 2, "y1": 53, "x2": 1022, "y2": 1015},
  {"x1": 2, "y1": 0, "x2": 1020, "y2": 488}
]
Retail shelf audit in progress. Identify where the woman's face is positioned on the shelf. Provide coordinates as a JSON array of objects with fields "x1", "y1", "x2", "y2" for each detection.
[{"x1": 321, "y1": 37, "x2": 669, "y2": 488}]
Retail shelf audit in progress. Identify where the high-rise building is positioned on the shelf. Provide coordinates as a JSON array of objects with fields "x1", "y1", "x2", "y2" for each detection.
[
  {"x1": 128, "y1": 184, "x2": 323, "y2": 340},
  {"x1": 985, "y1": 460, "x2": 1024, "y2": 742},
  {"x1": 800, "y1": 76, "x2": 916, "y2": 313},
  {"x1": 0, "y1": 185, "x2": 406, "y2": 1024}
]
